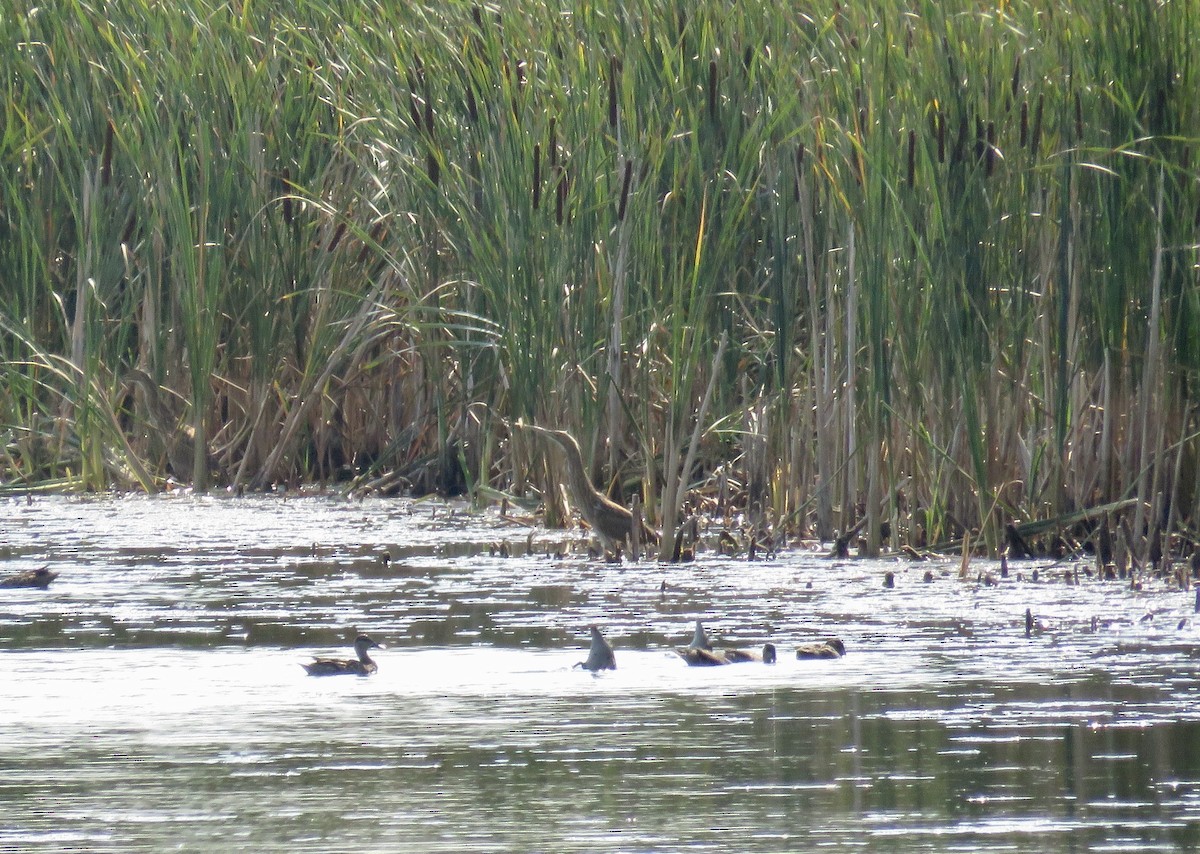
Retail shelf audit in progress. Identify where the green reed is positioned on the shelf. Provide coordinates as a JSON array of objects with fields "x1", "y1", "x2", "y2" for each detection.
[{"x1": 1, "y1": 1, "x2": 1197, "y2": 557}]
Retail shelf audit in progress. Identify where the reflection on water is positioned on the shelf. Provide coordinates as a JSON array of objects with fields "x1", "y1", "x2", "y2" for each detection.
[{"x1": 3, "y1": 494, "x2": 1200, "y2": 851}]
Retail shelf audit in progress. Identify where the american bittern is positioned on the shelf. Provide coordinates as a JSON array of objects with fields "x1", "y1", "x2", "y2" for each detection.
[
  {"x1": 575, "y1": 626, "x2": 616, "y2": 672},
  {"x1": 516, "y1": 422, "x2": 654, "y2": 553},
  {"x1": 302, "y1": 635, "x2": 385, "y2": 676},
  {"x1": 121, "y1": 369, "x2": 211, "y2": 482}
]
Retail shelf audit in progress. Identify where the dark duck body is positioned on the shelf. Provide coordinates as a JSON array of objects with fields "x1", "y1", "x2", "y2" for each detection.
[
  {"x1": 575, "y1": 626, "x2": 617, "y2": 672},
  {"x1": 795, "y1": 638, "x2": 846, "y2": 659},
  {"x1": 0, "y1": 566, "x2": 58, "y2": 589},
  {"x1": 303, "y1": 635, "x2": 383, "y2": 676},
  {"x1": 676, "y1": 620, "x2": 731, "y2": 666},
  {"x1": 723, "y1": 643, "x2": 777, "y2": 664}
]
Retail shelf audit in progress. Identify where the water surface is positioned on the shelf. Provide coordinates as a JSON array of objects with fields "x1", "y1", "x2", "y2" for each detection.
[{"x1": 3, "y1": 494, "x2": 1199, "y2": 851}]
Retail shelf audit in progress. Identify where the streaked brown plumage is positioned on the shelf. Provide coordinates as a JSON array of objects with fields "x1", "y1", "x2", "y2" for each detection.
[
  {"x1": 516, "y1": 422, "x2": 655, "y2": 553},
  {"x1": 121, "y1": 369, "x2": 209, "y2": 482}
]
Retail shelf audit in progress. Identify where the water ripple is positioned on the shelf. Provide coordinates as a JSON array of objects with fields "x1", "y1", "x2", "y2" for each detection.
[{"x1": 3, "y1": 494, "x2": 1200, "y2": 851}]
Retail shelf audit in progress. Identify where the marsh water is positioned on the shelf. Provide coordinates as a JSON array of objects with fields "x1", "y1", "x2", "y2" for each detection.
[{"x1": 2, "y1": 494, "x2": 1200, "y2": 852}]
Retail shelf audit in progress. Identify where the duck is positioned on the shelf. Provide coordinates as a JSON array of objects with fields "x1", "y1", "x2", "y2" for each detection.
[
  {"x1": 0, "y1": 565, "x2": 58, "y2": 589},
  {"x1": 675, "y1": 620, "x2": 730, "y2": 666},
  {"x1": 574, "y1": 625, "x2": 616, "y2": 671},
  {"x1": 724, "y1": 643, "x2": 777, "y2": 664},
  {"x1": 302, "y1": 634, "x2": 384, "y2": 676},
  {"x1": 795, "y1": 638, "x2": 846, "y2": 659}
]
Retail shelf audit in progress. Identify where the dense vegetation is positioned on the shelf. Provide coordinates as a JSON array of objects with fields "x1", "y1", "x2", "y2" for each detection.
[{"x1": 2, "y1": 1, "x2": 1197, "y2": 559}]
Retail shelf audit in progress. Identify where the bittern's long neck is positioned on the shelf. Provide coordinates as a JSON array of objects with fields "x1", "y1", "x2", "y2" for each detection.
[
  {"x1": 557, "y1": 442, "x2": 594, "y2": 504},
  {"x1": 122, "y1": 369, "x2": 177, "y2": 431},
  {"x1": 532, "y1": 428, "x2": 597, "y2": 506}
]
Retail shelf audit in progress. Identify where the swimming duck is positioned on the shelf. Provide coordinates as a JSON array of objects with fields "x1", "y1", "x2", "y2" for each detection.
[
  {"x1": 0, "y1": 565, "x2": 58, "y2": 589},
  {"x1": 675, "y1": 620, "x2": 731, "y2": 666},
  {"x1": 302, "y1": 634, "x2": 384, "y2": 676},
  {"x1": 723, "y1": 643, "x2": 777, "y2": 664},
  {"x1": 795, "y1": 638, "x2": 846, "y2": 659},
  {"x1": 575, "y1": 625, "x2": 616, "y2": 671}
]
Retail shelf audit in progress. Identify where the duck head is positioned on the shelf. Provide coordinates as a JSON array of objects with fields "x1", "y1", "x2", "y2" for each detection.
[{"x1": 353, "y1": 635, "x2": 384, "y2": 661}]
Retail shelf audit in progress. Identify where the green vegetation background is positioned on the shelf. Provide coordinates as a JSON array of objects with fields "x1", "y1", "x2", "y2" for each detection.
[{"x1": 1, "y1": 1, "x2": 1197, "y2": 554}]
